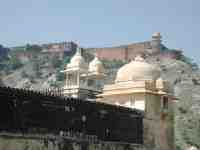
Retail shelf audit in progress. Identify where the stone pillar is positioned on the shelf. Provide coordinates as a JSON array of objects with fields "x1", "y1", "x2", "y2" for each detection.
[{"x1": 144, "y1": 93, "x2": 175, "y2": 150}]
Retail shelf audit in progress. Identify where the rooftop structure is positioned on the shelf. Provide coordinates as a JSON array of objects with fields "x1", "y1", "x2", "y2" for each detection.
[{"x1": 62, "y1": 47, "x2": 105, "y2": 99}]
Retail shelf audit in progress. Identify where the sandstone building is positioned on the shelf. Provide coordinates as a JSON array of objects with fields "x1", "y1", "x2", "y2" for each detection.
[
  {"x1": 98, "y1": 55, "x2": 176, "y2": 150},
  {"x1": 63, "y1": 42, "x2": 177, "y2": 150},
  {"x1": 86, "y1": 32, "x2": 182, "y2": 61},
  {"x1": 42, "y1": 41, "x2": 77, "y2": 59}
]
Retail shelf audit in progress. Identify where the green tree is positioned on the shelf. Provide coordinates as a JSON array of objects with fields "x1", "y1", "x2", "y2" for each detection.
[
  {"x1": 26, "y1": 44, "x2": 42, "y2": 53},
  {"x1": 56, "y1": 56, "x2": 71, "y2": 82},
  {"x1": 102, "y1": 59, "x2": 127, "y2": 69},
  {"x1": 21, "y1": 70, "x2": 29, "y2": 78}
]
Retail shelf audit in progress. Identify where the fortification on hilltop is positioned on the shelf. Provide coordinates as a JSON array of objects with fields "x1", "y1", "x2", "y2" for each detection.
[{"x1": 85, "y1": 32, "x2": 182, "y2": 61}]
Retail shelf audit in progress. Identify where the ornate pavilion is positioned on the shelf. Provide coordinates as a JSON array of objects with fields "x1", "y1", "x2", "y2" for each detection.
[{"x1": 63, "y1": 46, "x2": 176, "y2": 150}]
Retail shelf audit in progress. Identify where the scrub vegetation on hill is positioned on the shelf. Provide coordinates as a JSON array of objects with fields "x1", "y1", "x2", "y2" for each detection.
[{"x1": 0, "y1": 44, "x2": 200, "y2": 150}]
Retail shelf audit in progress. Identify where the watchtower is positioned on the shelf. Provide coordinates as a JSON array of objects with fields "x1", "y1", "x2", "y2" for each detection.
[{"x1": 151, "y1": 32, "x2": 162, "y2": 53}]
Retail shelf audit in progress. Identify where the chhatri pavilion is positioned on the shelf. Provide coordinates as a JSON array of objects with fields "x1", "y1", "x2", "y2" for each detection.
[
  {"x1": 62, "y1": 48, "x2": 105, "y2": 99},
  {"x1": 98, "y1": 55, "x2": 174, "y2": 111},
  {"x1": 97, "y1": 55, "x2": 176, "y2": 150}
]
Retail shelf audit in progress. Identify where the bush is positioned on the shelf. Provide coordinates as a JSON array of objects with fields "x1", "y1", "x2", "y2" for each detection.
[
  {"x1": 192, "y1": 78, "x2": 200, "y2": 85},
  {"x1": 9, "y1": 55, "x2": 23, "y2": 70},
  {"x1": 56, "y1": 56, "x2": 71, "y2": 81},
  {"x1": 25, "y1": 44, "x2": 42, "y2": 53},
  {"x1": 51, "y1": 56, "x2": 62, "y2": 68},
  {"x1": 49, "y1": 80, "x2": 59, "y2": 88},
  {"x1": 102, "y1": 59, "x2": 127, "y2": 69},
  {"x1": 29, "y1": 75, "x2": 35, "y2": 83},
  {"x1": 179, "y1": 55, "x2": 199, "y2": 70},
  {"x1": 56, "y1": 71, "x2": 65, "y2": 81},
  {"x1": 21, "y1": 70, "x2": 29, "y2": 78}
]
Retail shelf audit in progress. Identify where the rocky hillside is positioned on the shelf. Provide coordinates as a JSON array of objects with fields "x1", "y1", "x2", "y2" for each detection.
[{"x1": 0, "y1": 47, "x2": 200, "y2": 150}]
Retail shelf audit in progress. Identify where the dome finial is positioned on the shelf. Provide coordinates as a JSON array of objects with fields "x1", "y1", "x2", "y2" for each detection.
[
  {"x1": 94, "y1": 50, "x2": 98, "y2": 57},
  {"x1": 93, "y1": 50, "x2": 99, "y2": 60},
  {"x1": 75, "y1": 47, "x2": 82, "y2": 56},
  {"x1": 67, "y1": 47, "x2": 87, "y2": 69},
  {"x1": 88, "y1": 51, "x2": 105, "y2": 76}
]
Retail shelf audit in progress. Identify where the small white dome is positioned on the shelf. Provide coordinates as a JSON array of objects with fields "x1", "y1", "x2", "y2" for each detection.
[
  {"x1": 69, "y1": 48, "x2": 87, "y2": 69},
  {"x1": 89, "y1": 55, "x2": 105, "y2": 74},
  {"x1": 115, "y1": 55, "x2": 161, "y2": 82}
]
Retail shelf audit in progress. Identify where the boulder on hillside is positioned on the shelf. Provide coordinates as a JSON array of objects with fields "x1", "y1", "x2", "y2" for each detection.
[{"x1": 0, "y1": 79, "x2": 4, "y2": 87}]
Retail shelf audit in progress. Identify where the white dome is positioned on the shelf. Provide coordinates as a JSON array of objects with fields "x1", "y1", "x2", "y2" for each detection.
[
  {"x1": 69, "y1": 48, "x2": 87, "y2": 68},
  {"x1": 115, "y1": 55, "x2": 161, "y2": 82},
  {"x1": 89, "y1": 56, "x2": 105, "y2": 74}
]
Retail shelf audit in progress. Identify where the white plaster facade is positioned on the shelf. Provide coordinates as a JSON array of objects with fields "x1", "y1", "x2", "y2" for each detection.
[
  {"x1": 97, "y1": 55, "x2": 176, "y2": 150},
  {"x1": 62, "y1": 47, "x2": 105, "y2": 99}
]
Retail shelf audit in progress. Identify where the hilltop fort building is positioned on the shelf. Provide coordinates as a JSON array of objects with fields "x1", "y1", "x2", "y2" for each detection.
[{"x1": 86, "y1": 32, "x2": 182, "y2": 61}]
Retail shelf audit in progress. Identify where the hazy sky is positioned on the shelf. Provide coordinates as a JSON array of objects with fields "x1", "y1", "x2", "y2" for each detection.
[{"x1": 0, "y1": 0, "x2": 200, "y2": 64}]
